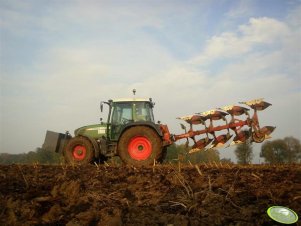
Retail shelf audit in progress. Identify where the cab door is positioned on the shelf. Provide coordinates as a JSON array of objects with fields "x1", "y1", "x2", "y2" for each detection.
[{"x1": 109, "y1": 102, "x2": 133, "y2": 140}]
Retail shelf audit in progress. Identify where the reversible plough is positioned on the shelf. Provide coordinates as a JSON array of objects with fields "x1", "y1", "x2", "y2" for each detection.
[{"x1": 174, "y1": 98, "x2": 275, "y2": 153}]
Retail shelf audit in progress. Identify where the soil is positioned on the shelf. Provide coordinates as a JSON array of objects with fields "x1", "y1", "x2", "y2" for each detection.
[{"x1": 0, "y1": 164, "x2": 300, "y2": 226}]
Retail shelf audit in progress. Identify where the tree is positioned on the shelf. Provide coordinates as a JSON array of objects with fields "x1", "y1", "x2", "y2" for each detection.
[
  {"x1": 261, "y1": 137, "x2": 301, "y2": 164},
  {"x1": 165, "y1": 143, "x2": 186, "y2": 162},
  {"x1": 164, "y1": 144, "x2": 220, "y2": 164},
  {"x1": 189, "y1": 148, "x2": 220, "y2": 164},
  {"x1": 0, "y1": 148, "x2": 62, "y2": 165},
  {"x1": 220, "y1": 158, "x2": 233, "y2": 164},
  {"x1": 283, "y1": 137, "x2": 301, "y2": 163},
  {"x1": 234, "y1": 142, "x2": 253, "y2": 164},
  {"x1": 35, "y1": 148, "x2": 62, "y2": 164}
]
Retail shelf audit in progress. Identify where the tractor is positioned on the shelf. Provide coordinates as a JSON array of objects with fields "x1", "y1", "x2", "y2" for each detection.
[{"x1": 42, "y1": 91, "x2": 275, "y2": 166}]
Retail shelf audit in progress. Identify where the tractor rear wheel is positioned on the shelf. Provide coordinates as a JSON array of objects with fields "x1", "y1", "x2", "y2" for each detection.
[
  {"x1": 64, "y1": 136, "x2": 94, "y2": 165},
  {"x1": 118, "y1": 126, "x2": 162, "y2": 166}
]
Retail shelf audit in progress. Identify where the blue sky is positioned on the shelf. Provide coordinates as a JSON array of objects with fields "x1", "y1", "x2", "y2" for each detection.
[{"x1": 1, "y1": 0, "x2": 300, "y2": 162}]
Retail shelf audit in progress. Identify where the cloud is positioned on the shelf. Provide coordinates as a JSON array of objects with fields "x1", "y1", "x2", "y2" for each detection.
[
  {"x1": 225, "y1": 0, "x2": 254, "y2": 19},
  {"x1": 287, "y1": 4, "x2": 301, "y2": 28},
  {"x1": 239, "y1": 17, "x2": 290, "y2": 43},
  {"x1": 190, "y1": 17, "x2": 292, "y2": 66}
]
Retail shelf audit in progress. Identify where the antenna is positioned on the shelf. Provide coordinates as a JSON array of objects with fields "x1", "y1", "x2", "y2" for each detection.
[{"x1": 133, "y1": 89, "x2": 136, "y2": 96}]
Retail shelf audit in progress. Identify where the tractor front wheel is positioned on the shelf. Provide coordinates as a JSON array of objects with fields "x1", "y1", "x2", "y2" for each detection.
[
  {"x1": 64, "y1": 136, "x2": 94, "y2": 165},
  {"x1": 118, "y1": 126, "x2": 162, "y2": 166}
]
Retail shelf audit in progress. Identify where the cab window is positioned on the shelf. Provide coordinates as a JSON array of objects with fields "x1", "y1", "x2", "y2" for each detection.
[
  {"x1": 111, "y1": 102, "x2": 133, "y2": 125},
  {"x1": 133, "y1": 102, "x2": 154, "y2": 122}
]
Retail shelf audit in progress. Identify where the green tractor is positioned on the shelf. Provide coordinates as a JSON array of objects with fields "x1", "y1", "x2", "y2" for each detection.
[
  {"x1": 42, "y1": 92, "x2": 275, "y2": 166},
  {"x1": 43, "y1": 96, "x2": 172, "y2": 166}
]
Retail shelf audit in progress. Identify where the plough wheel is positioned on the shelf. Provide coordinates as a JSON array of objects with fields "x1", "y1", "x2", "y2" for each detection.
[
  {"x1": 64, "y1": 136, "x2": 94, "y2": 165},
  {"x1": 118, "y1": 126, "x2": 162, "y2": 166}
]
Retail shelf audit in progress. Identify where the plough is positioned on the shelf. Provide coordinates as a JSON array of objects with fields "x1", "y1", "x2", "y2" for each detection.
[{"x1": 175, "y1": 98, "x2": 275, "y2": 153}]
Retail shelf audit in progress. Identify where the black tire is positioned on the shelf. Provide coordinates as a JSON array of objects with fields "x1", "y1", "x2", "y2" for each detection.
[
  {"x1": 64, "y1": 136, "x2": 94, "y2": 165},
  {"x1": 118, "y1": 126, "x2": 162, "y2": 166},
  {"x1": 157, "y1": 147, "x2": 167, "y2": 163}
]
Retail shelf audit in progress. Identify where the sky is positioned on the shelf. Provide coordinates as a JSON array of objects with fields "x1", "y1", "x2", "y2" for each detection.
[{"x1": 0, "y1": 0, "x2": 300, "y2": 162}]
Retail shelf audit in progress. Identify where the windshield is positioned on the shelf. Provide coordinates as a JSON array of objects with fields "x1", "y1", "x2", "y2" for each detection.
[{"x1": 111, "y1": 101, "x2": 154, "y2": 125}]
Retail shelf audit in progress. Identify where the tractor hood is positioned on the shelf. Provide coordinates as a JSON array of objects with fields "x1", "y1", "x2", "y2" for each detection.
[{"x1": 74, "y1": 123, "x2": 107, "y2": 139}]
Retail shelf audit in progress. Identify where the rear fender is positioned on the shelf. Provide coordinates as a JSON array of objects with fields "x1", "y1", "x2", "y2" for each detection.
[{"x1": 117, "y1": 121, "x2": 163, "y2": 140}]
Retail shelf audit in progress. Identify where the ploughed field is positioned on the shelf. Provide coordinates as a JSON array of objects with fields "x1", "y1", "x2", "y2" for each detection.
[{"x1": 0, "y1": 164, "x2": 300, "y2": 226}]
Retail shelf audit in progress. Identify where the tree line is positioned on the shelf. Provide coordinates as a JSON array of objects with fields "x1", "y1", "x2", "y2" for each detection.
[
  {"x1": 235, "y1": 136, "x2": 301, "y2": 164},
  {"x1": 0, "y1": 136, "x2": 300, "y2": 165},
  {"x1": 0, "y1": 148, "x2": 62, "y2": 165}
]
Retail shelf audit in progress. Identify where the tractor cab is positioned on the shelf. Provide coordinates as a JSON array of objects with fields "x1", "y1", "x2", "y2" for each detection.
[{"x1": 102, "y1": 98, "x2": 155, "y2": 140}]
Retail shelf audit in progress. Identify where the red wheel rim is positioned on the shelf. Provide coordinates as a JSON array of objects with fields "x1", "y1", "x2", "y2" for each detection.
[
  {"x1": 128, "y1": 136, "x2": 152, "y2": 160},
  {"x1": 72, "y1": 145, "x2": 86, "y2": 160}
]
